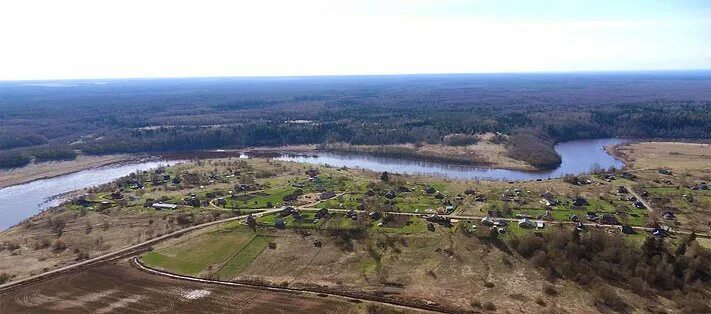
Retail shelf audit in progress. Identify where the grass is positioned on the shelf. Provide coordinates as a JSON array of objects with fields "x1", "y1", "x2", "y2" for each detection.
[
  {"x1": 216, "y1": 235, "x2": 271, "y2": 278},
  {"x1": 371, "y1": 216, "x2": 426, "y2": 234},
  {"x1": 141, "y1": 227, "x2": 255, "y2": 276},
  {"x1": 225, "y1": 187, "x2": 297, "y2": 209}
]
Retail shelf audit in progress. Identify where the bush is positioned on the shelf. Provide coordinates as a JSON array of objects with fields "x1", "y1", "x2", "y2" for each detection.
[
  {"x1": 535, "y1": 297, "x2": 546, "y2": 306},
  {"x1": 506, "y1": 134, "x2": 561, "y2": 169},
  {"x1": 0, "y1": 151, "x2": 31, "y2": 169},
  {"x1": 592, "y1": 283, "x2": 628, "y2": 312},
  {"x1": 543, "y1": 285, "x2": 558, "y2": 296},
  {"x1": 443, "y1": 134, "x2": 479, "y2": 146},
  {"x1": 52, "y1": 240, "x2": 67, "y2": 253},
  {"x1": 483, "y1": 301, "x2": 497, "y2": 311},
  {"x1": 0, "y1": 272, "x2": 10, "y2": 284},
  {"x1": 512, "y1": 228, "x2": 711, "y2": 309},
  {"x1": 32, "y1": 146, "x2": 78, "y2": 162}
]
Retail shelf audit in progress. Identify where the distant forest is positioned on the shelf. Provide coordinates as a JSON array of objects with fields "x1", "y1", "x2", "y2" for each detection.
[{"x1": 1, "y1": 72, "x2": 710, "y2": 169}]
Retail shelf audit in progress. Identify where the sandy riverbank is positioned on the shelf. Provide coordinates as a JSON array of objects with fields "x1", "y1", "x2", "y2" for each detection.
[{"x1": 0, "y1": 154, "x2": 133, "y2": 189}]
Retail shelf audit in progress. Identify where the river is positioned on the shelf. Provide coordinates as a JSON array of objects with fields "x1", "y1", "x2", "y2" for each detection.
[
  {"x1": 0, "y1": 138, "x2": 625, "y2": 231},
  {"x1": 0, "y1": 160, "x2": 176, "y2": 231},
  {"x1": 277, "y1": 138, "x2": 627, "y2": 181}
]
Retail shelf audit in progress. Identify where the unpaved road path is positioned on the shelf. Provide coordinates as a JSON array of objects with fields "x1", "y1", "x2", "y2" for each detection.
[
  {"x1": 132, "y1": 257, "x2": 442, "y2": 313},
  {"x1": 0, "y1": 208, "x2": 281, "y2": 293}
]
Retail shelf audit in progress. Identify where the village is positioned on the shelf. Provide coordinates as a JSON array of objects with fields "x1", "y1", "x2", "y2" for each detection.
[{"x1": 1, "y1": 142, "x2": 710, "y2": 313}]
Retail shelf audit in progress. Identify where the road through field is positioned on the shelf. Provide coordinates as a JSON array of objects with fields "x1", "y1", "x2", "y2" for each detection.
[{"x1": 0, "y1": 208, "x2": 281, "y2": 293}]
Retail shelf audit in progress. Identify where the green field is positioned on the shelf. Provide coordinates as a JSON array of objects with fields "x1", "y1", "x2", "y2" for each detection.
[
  {"x1": 216, "y1": 235, "x2": 271, "y2": 278},
  {"x1": 141, "y1": 227, "x2": 256, "y2": 276}
]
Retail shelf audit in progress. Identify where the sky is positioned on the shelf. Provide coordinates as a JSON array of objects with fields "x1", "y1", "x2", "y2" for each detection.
[{"x1": 0, "y1": 0, "x2": 709, "y2": 80}]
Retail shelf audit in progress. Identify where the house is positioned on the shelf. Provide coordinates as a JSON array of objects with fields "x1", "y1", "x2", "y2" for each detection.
[
  {"x1": 620, "y1": 225, "x2": 636, "y2": 234},
  {"x1": 573, "y1": 197, "x2": 588, "y2": 207},
  {"x1": 385, "y1": 190, "x2": 396, "y2": 199},
  {"x1": 633, "y1": 201, "x2": 646, "y2": 209},
  {"x1": 369, "y1": 211, "x2": 381, "y2": 220},
  {"x1": 426, "y1": 214, "x2": 448, "y2": 223},
  {"x1": 425, "y1": 186, "x2": 436, "y2": 194},
  {"x1": 346, "y1": 209, "x2": 358, "y2": 220},
  {"x1": 464, "y1": 189, "x2": 477, "y2": 195},
  {"x1": 518, "y1": 218, "x2": 534, "y2": 228},
  {"x1": 652, "y1": 228, "x2": 668, "y2": 237},
  {"x1": 281, "y1": 206, "x2": 296, "y2": 217},
  {"x1": 434, "y1": 192, "x2": 445, "y2": 199},
  {"x1": 617, "y1": 186, "x2": 628, "y2": 194},
  {"x1": 152, "y1": 203, "x2": 178, "y2": 210},
  {"x1": 535, "y1": 221, "x2": 545, "y2": 229},
  {"x1": 445, "y1": 205, "x2": 455, "y2": 214},
  {"x1": 314, "y1": 208, "x2": 329, "y2": 219},
  {"x1": 481, "y1": 216, "x2": 494, "y2": 226},
  {"x1": 215, "y1": 197, "x2": 227, "y2": 206},
  {"x1": 570, "y1": 214, "x2": 580, "y2": 222},
  {"x1": 319, "y1": 191, "x2": 336, "y2": 200}
]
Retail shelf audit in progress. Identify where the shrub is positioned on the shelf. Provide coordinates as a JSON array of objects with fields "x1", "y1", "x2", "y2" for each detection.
[
  {"x1": 535, "y1": 297, "x2": 546, "y2": 306},
  {"x1": 443, "y1": 134, "x2": 479, "y2": 146},
  {"x1": 592, "y1": 283, "x2": 628, "y2": 312},
  {"x1": 32, "y1": 145, "x2": 78, "y2": 162},
  {"x1": 0, "y1": 272, "x2": 10, "y2": 284},
  {"x1": 543, "y1": 285, "x2": 558, "y2": 296},
  {"x1": 506, "y1": 134, "x2": 561, "y2": 169},
  {"x1": 52, "y1": 240, "x2": 67, "y2": 253},
  {"x1": 0, "y1": 151, "x2": 31, "y2": 169},
  {"x1": 483, "y1": 301, "x2": 497, "y2": 311}
]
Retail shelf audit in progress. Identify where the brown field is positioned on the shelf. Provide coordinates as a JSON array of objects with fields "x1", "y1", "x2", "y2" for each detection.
[
  {"x1": 614, "y1": 142, "x2": 711, "y2": 233},
  {"x1": 0, "y1": 154, "x2": 132, "y2": 189},
  {"x1": 147, "y1": 224, "x2": 672, "y2": 313},
  {"x1": 0, "y1": 260, "x2": 370, "y2": 313},
  {"x1": 615, "y1": 142, "x2": 711, "y2": 174}
]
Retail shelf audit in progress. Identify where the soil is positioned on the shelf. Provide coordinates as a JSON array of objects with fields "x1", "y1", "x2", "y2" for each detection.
[{"x1": 0, "y1": 260, "x2": 364, "y2": 313}]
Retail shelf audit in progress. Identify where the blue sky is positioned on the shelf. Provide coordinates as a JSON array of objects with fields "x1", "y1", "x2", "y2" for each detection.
[{"x1": 0, "y1": 0, "x2": 708, "y2": 80}]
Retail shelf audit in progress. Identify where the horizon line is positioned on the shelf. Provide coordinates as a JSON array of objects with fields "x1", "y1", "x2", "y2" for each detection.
[{"x1": 2, "y1": 68, "x2": 710, "y2": 83}]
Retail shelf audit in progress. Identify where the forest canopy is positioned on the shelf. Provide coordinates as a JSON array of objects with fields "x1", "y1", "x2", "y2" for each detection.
[{"x1": 0, "y1": 72, "x2": 709, "y2": 169}]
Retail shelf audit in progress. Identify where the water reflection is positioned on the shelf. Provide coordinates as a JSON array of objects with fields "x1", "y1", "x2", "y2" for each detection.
[
  {"x1": 277, "y1": 138, "x2": 627, "y2": 181},
  {"x1": 0, "y1": 160, "x2": 176, "y2": 230}
]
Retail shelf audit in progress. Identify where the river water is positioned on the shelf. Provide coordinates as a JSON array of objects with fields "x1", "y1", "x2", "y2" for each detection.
[
  {"x1": 0, "y1": 160, "x2": 175, "y2": 230},
  {"x1": 277, "y1": 138, "x2": 627, "y2": 181}
]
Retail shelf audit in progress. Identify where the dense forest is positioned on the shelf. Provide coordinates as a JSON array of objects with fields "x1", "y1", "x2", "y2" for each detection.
[{"x1": 1, "y1": 72, "x2": 710, "y2": 169}]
